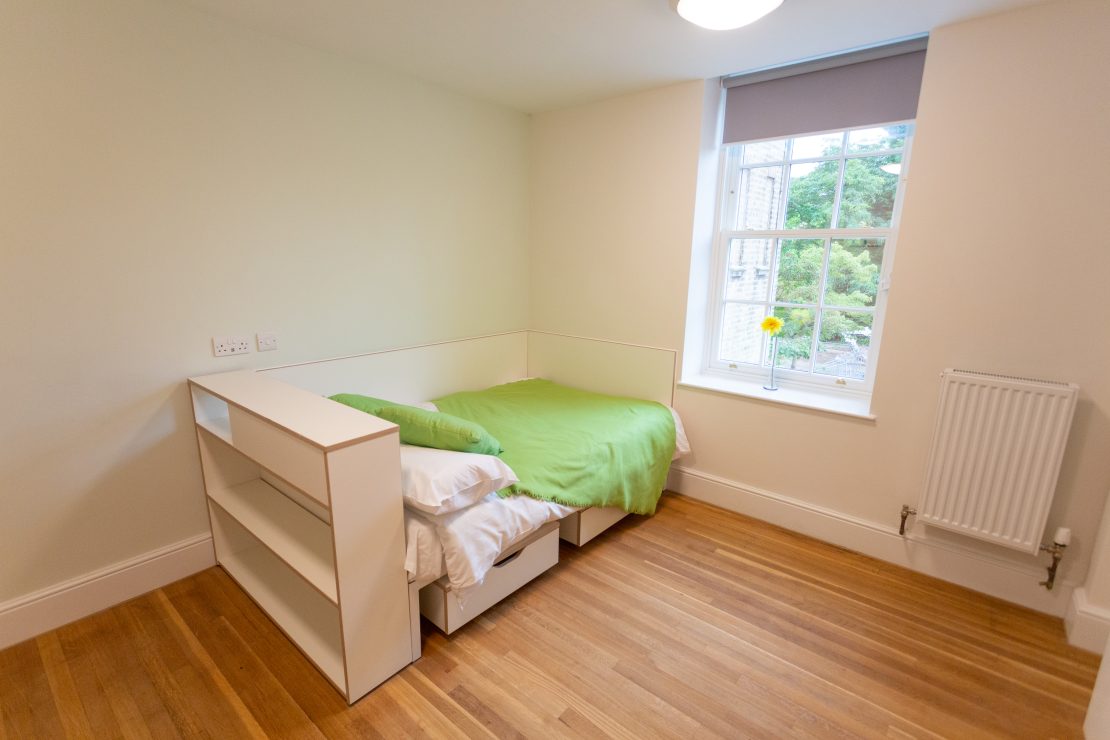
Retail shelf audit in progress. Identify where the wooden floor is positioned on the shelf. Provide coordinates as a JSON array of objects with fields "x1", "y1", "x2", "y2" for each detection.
[{"x1": 1, "y1": 494, "x2": 1099, "y2": 739}]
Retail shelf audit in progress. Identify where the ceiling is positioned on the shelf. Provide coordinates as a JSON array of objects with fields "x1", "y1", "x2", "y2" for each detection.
[{"x1": 180, "y1": 0, "x2": 1046, "y2": 113}]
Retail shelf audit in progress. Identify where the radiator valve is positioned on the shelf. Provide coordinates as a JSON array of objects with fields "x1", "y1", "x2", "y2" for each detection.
[
  {"x1": 899, "y1": 505, "x2": 917, "y2": 536},
  {"x1": 1039, "y1": 527, "x2": 1071, "y2": 590}
]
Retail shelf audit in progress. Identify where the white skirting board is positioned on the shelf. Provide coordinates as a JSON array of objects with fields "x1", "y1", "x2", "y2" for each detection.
[
  {"x1": 1066, "y1": 588, "x2": 1110, "y2": 654},
  {"x1": 667, "y1": 466, "x2": 1079, "y2": 621},
  {"x1": 0, "y1": 534, "x2": 215, "y2": 650}
]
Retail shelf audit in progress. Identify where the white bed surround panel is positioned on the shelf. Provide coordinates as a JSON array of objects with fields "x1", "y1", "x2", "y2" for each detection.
[
  {"x1": 260, "y1": 332, "x2": 528, "y2": 402},
  {"x1": 260, "y1": 330, "x2": 678, "y2": 408},
  {"x1": 526, "y1": 331, "x2": 677, "y2": 407}
]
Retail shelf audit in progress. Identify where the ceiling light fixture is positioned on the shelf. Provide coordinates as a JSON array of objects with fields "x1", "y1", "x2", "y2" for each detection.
[{"x1": 675, "y1": 0, "x2": 784, "y2": 31}]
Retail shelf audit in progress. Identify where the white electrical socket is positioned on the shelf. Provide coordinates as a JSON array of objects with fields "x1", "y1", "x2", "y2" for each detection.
[
  {"x1": 256, "y1": 332, "x2": 278, "y2": 352},
  {"x1": 212, "y1": 335, "x2": 251, "y2": 357}
]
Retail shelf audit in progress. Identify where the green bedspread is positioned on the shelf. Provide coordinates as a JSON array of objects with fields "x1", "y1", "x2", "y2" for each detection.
[{"x1": 433, "y1": 379, "x2": 675, "y2": 515}]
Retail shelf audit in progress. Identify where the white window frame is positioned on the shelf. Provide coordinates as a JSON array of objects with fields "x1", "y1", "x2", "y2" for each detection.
[{"x1": 701, "y1": 120, "x2": 915, "y2": 399}]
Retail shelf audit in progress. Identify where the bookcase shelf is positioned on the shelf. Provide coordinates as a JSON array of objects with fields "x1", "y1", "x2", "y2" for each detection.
[
  {"x1": 207, "y1": 477, "x2": 337, "y2": 602},
  {"x1": 211, "y1": 507, "x2": 345, "y2": 688},
  {"x1": 197, "y1": 415, "x2": 233, "y2": 444},
  {"x1": 188, "y1": 371, "x2": 411, "y2": 703}
]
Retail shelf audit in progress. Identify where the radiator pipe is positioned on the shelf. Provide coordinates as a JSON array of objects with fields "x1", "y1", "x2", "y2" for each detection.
[
  {"x1": 901, "y1": 505, "x2": 1068, "y2": 590},
  {"x1": 899, "y1": 505, "x2": 916, "y2": 536}
]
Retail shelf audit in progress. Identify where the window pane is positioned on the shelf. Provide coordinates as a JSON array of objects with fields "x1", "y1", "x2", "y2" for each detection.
[
  {"x1": 724, "y1": 238, "x2": 773, "y2": 301},
  {"x1": 742, "y1": 139, "x2": 787, "y2": 165},
  {"x1": 824, "y1": 239, "x2": 884, "y2": 307},
  {"x1": 837, "y1": 155, "x2": 900, "y2": 228},
  {"x1": 791, "y1": 132, "x2": 843, "y2": 160},
  {"x1": 731, "y1": 165, "x2": 785, "y2": 230},
  {"x1": 815, "y1": 310, "x2": 873, "y2": 380},
  {"x1": 769, "y1": 306, "x2": 815, "y2": 371},
  {"x1": 773, "y1": 239, "x2": 824, "y2": 304},
  {"x1": 847, "y1": 125, "x2": 908, "y2": 153},
  {"x1": 720, "y1": 303, "x2": 765, "y2": 365},
  {"x1": 784, "y1": 160, "x2": 838, "y2": 229}
]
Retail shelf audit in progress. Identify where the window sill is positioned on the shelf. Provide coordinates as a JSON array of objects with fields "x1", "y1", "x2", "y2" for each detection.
[{"x1": 679, "y1": 372, "x2": 877, "y2": 421}]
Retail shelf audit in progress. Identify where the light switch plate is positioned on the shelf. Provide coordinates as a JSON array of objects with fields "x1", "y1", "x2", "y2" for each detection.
[{"x1": 256, "y1": 332, "x2": 278, "y2": 352}]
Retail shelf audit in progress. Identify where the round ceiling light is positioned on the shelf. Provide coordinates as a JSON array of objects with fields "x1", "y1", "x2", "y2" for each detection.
[{"x1": 675, "y1": 0, "x2": 784, "y2": 31}]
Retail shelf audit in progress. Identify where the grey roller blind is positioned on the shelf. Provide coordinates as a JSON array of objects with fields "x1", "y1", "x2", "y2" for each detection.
[{"x1": 722, "y1": 38, "x2": 927, "y2": 144}]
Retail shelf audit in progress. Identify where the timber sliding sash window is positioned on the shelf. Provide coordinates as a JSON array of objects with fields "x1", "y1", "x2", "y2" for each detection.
[{"x1": 701, "y1": 38, "x2": 927, "y2": 403}]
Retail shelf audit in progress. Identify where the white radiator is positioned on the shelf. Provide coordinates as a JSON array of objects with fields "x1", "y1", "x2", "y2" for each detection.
[{"x1": 917, "y1": 369, "x2": 1078, "y2": 554}]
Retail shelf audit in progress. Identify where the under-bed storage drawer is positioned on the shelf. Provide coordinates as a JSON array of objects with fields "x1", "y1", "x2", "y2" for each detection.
[
  {"x1": 419, "y1": 523, "x2": 559, "y2": 634},
  {"x1": 559, "y1": 506, "x2": 628, "y2": 546}
]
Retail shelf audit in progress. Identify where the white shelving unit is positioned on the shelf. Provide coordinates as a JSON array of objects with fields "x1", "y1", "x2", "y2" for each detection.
[{"x1": 188, "y1": 370, "x2": 412, "y2": 703}]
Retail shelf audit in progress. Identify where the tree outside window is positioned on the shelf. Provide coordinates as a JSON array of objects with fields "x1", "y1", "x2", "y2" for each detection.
[{"x1": 712, "y1": 124, "x2": 911, "y2": 389}]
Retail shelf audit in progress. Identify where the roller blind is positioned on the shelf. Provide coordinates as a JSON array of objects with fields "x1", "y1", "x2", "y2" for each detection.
[{"x1": 722, "y1": 38, "x2": 927, "y2": 144}]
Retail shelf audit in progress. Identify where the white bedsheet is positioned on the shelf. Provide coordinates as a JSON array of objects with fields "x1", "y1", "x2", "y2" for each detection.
[
  {"x1": 404, "y1": 510, "x2": 445, "y2": 587},
  {"x1": 404, "y1": 493, "x2": 576, "y2": 594},
  {"x1": 670, "y1": 406, "x2": 691, "y2": 460}
]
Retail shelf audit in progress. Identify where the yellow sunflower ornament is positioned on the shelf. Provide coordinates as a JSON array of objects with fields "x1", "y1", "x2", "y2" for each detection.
[
  {"x1": 759, "y1": 315, "x2": 784, "y2": 390},
  {"x1": 760, "y1": 316, "x2": 784, "y2": 335}
]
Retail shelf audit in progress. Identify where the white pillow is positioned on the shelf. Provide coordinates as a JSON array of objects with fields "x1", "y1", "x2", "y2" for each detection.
[{"x1": 399, "y1": 445, "x2": 518, "y2": 515}]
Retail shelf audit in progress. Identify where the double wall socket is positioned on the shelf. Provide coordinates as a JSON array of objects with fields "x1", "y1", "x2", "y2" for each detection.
[{"x1": 212, "y1": 336, "x2": 251, "y2": 357}]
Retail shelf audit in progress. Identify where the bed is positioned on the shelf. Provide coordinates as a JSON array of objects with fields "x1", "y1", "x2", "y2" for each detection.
[
  {"x1": 188, "y1": 330, "x2": 683, "y2": 703},
  {"x1": 384, "y1": 379, "x2": 689, "y2": 634}
]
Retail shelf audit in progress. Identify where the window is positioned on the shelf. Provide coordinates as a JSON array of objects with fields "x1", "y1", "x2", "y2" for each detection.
[
  {"x1": 681, "y1": 39, "x2": 927, "y2": 414},
  {"x1": 705, "y1": 123, "x2": 912, "y2": 394}
]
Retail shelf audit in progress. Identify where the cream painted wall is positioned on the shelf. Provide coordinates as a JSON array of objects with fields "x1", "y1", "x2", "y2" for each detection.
[
  {"x1": 1088, "y1": 637, "x2": 1110, "y2": 738},
  {"x1": 1067, "y1": 492, "x2": 1110, "y2": 651},
  {"x1": 0, "y1": 0, "x2": 529, "y2": 602},
  {"x1": 872, "y1": 0, "x2": 1110, "y2": 586},
  {"x1": 529, "y1": 81, "x2": 705, "y2": 345},
  {"x1": 1084, "y1": 502, "x2": 1110, "y2": 614},
  {"x1": 530, "y1": 0, "x2": 1110, "y2": 591}
]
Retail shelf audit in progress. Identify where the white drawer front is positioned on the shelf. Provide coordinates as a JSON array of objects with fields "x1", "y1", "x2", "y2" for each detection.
[
  {"x1": 559, "y1": 506, "x2": 627, "y2": 546},
  {"x1": 420, "y1": 527, "x2": 559, "y2": 634}
]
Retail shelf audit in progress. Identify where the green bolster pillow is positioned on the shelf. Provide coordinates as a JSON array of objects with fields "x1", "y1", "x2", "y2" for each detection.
[
  {"x1": 375, "y1": 405, "x2": 503, "y2": 456},
  {"x1": 328, "y1": 393, "x2": 400, "y2": 416}
]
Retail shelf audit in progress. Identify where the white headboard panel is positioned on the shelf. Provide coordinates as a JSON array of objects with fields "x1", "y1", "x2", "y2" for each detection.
[
  {"x1": 526, "y1": 332, "x2": 676, "y2": 406},
  {"x1": 260, "y1": 332, "x2": 527, "y2": 403}
]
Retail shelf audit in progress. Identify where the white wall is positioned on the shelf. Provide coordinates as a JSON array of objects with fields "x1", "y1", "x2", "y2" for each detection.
[
  {"x1": 530, "y1": 0, "x2": 1110, "y2": 612},
  {"x1": 1068, "y1": 495, "x2": 1110, "y2": 651},
  {"x1": 872, "y1": 0, "x2": 1110, "y2": 592},
  {"x1": 1088, "y1": 637, "x2": 1110, "y2": 738},
  {"x1": 0, "y1": 0, "x2": 529, "y2": 605},
  {"x1": 529, "y1": 81, "x2": 705, "y2": 343}
]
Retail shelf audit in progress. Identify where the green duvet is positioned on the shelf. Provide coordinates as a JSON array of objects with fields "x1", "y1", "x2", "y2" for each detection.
[{"x1": 433, "y1": 379, "x2": 675, "y2": 515}]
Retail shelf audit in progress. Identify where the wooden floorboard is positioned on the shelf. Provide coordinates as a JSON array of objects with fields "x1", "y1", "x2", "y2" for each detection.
[{"x1": 0, "y1": 493, "x2": 1099, "y2": 738}]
